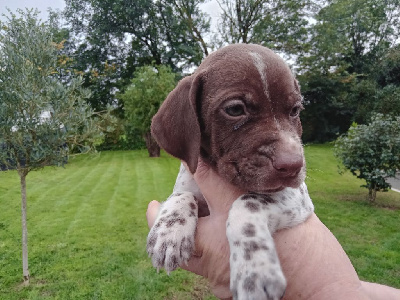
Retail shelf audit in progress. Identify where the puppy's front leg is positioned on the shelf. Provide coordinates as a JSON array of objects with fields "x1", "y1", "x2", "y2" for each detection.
[
  {"x1": 147, "y1": 191, "x2": 198, "y2": 273},
  {"x1": 147, "y1": 163, "x2": 200, "y2": 273},
  {"x1": 227, "y1": 194, "x2": 286, "y2": 300}
]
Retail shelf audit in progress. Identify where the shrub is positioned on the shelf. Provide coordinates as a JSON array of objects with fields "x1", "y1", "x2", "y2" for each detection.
[
  {"x1": 334, "y1": 114, "x2": 400, "y2": 201},
  {"x1": 119, "y1": 65, "x2": 177, "y2": 156}
]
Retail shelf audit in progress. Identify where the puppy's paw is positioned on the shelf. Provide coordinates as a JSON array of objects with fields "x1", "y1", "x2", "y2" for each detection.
[
  {"x1": 230, "y1": 241, "x2": 286, "y2": 300},
  {"x1": 146, "y1": 192, "x2": 198, "y2": 273},
  {"x1": 232, "y1": 270, "x2": 286, "y2": 300}
]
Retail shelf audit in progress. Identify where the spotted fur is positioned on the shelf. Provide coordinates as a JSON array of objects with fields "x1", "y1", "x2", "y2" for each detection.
[
  {"x1": 146, "y1": 44, "x2": 315, "y2": 300},
  {"x1": 147, "y1": 191, "x2": 198, "y2": 273},
  {"x1": 228, "y1": 183, "x2": 313, "y2": 299},
  {"x1": 147, "y1": 166, "x2": 314, "y2": 299}
]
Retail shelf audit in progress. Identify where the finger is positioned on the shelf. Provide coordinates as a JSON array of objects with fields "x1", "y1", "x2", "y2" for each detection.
[
  {"x1": 193, "y1": 159, "x2": 243, "y2": 214},
  {"x1": 146, "y1": 200, "x2": 161, "y2": 228},
  {"x1": 180, "y1": 216, "x2": 232, "y2": 299}
]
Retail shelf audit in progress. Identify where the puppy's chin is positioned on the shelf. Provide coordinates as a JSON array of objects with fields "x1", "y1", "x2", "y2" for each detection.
[
  {"x1": 259, "y1": 171, "x2": 305, "y2": 192},
  {"x1": 217, "y1": 156, "x2": 306, "y2": 194},
  {"x1": 239, "y1": 170, "x2": 305, "y2": 194}
]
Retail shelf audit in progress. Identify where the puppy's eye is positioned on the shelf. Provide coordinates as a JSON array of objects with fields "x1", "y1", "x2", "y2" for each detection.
[
  {"x1": 290, "y1": 104, "x2": 303, "y2": 117},
  {"x1": 224, "y1": 104, "x2": 245, "y2": 117}
]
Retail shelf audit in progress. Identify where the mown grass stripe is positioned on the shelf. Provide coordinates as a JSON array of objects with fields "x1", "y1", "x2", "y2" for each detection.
[
  {"x1": 65, "y1": 152, "x2": 120, "y2": 234},
  {"x1": 26, "y1": 154, "x2": 110, "y2": 243},
  {"x1": 0, "y1": 146, "x2": 399, "y2": 300},
  {"x1": 25, "y1": 156, "x2": 100, "y2": 211},
  {"x1": 103, "y1": 151, "x2": 126, "y2": 225}
]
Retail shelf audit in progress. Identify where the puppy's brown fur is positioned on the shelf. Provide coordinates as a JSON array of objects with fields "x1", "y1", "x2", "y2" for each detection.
[{"x1": 152, "y1": 44, "x2": 305, "y2": 193}]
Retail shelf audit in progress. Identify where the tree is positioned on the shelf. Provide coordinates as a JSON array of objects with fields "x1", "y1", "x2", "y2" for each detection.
[
  {"x1": 119, "y1": 65, "x2": 177, "y2": 157},
  {"x1": 298, "y1": 68, "x2": 356, "y2": 142},
  {"x1": 216, "y1": 0, "x2": 313, "y2": 56},
  {"x1": 334, "y1": 114, "x2": 400, "y2": 202},
  {"x1": 63, "y1": 0, "x2": 210, "y2": 112},
  {"x1": 376, "y1": 45, "x2": 400, "y2": 87},
  {"x1": 0, "y1": 9, "x2": 106, "y2": 284},
  {"x1": 302, "y1": 0, "x2": 400, "y2": 74},
  {"x1": 298, "y1": 0, "x2": 400, "y2": 141}
]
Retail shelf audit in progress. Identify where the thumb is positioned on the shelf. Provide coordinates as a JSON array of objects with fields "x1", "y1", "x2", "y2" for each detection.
[{"x1": 146, "y1": 200, "x2": 161, "y2": 228}]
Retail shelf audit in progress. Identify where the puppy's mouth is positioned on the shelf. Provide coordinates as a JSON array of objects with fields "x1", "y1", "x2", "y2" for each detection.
[
  {"x1": 251, "y1": 174, "x2": 303, "y2": 193},
  {"x1": 247, "y1": 173, "x2": 304, "y2": 194},
  {"x1": 253, "y1": 186, "x2": 285, "y2": 194},
  {"x1": 223, "y1": 157, "x2": 305, "y2": 193}
]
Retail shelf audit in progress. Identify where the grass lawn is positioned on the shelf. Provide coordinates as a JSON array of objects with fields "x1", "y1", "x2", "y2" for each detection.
[{"x1": 0, "y1": 144, "x2": 399, "y2": 299}]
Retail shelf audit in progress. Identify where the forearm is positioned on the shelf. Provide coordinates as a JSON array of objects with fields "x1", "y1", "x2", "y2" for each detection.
[
  {"x1": 275, "y1": 214, "x2": 370, "y2": 300},
  {"x1": 361, "y1": 281, "x2": 400, "y2": 300}
]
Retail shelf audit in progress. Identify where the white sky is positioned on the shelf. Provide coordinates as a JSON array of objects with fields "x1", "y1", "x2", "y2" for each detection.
[
  {"x1": 201, "y1": 0, "x2": 221, "y2": 30},
  {"x1": 0, "y1": 0, "x2": 66, "y2": 21},
  {"x1": 0, "y1": 0, "x2": 222, "y2": 26}
]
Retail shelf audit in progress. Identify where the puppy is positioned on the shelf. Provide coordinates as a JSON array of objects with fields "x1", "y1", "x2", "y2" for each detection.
[{"x1": 147, "y1": 44, "x2": 314, "y2": 300}]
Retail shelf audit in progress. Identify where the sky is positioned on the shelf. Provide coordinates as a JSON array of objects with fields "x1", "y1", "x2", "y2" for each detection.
[
  {"x1": 0, "y1": 0, "x2": 66, "y2": 21},
  {"x1": 0, "y1": 0, "x2": 222, "y2": 27}
]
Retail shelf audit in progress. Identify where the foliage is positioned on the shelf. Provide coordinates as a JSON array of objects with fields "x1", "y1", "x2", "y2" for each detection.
[
  {"x1": 373, "y1": 85, "x2": 400, "y2": 117},
  {"x1": 57, "y1": 0, "x2": 400, "y2": 144},
  {"x1": 119, "y1": 65, "x2": 177, "y2": 155},
  {"x1": 350, "y1": 81, "x2": 400, "y2": 123},
  {"x1": 299, "y1": 66, "x2": 356, "y2": 142},
  {"x1": 63, "y1": 0, "x2": 210, "y2": 112},
  {"x1": 2, "y1": 0, "x2": 395, "y2": 147},
  {"x1": 299, "y1": 0, "x2": 400, "y2": 142},
  {"x1": 334, "y1": 114, "x2": 400, "y2": 201},
  {"x1": 0, "y1": 9, "x2": 106, "y2": 171},
  {"x1": 375, "y1": 45, "x2": 400, "y2": 87},
  {"x1": 0, "y1": 9, "x2": 109, "y2": 284},
  {"x1": 96, "y1": 124, "x2": 147, "y2": 151},
  {"x1": 64, "y1": 0, "x2": 210, "y2": 69},
  {"x1": 216, "y1": 0, "x2": 314, "y2": 55},
  {"x1": 302, "y1": 0, "x2": 400, "y2": 74}
]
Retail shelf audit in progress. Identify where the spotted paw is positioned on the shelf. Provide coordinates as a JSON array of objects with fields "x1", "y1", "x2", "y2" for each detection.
[
  {"x1": 146, "y1": 192, "x2": 198, "y2": 273},
  {"x1": 227, "y1": 197, "x2": 287, "y2": 300},
  {"x1": 230, "y1": 251, "x2": 286, "y2": 300}
]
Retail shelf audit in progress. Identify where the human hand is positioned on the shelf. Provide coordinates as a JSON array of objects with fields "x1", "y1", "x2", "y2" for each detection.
[
  {"x1": 147, "y1": 159, "x2": 241, "y2": 299},
  {"x1": 146, "y1": 160, "x2": 399, "y2": 300}
]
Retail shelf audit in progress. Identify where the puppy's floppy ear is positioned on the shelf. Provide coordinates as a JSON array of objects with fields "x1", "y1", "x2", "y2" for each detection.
[{"x1": 151, "y1": 73, "x2": 203, "y2": 173}]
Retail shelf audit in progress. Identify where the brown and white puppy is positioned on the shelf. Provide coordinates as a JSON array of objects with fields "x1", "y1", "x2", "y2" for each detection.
[{"x1": 147, "y1": 44, "x2": 314, "y2": 300}]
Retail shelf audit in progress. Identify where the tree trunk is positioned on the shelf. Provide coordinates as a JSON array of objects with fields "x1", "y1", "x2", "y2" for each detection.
[
  {"x1": 144, "y1": 132, "x2": 160, "y2": 157},
  {"x1": 19, "y1": 171, "x2": 30, "y2": 285},
  {"x1": 368, "y1": 188, "x2": 377, "y2": 202}
]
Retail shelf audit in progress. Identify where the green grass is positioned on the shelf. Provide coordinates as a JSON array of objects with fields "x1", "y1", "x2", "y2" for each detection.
[
  {"x1": 0, "y1": 145, "x2": 399, "y2": 299},
  {"x1": 0, "y1": 151, "x2": 213, "y2": 299},
  {"x1": 304, "y1": 144, "x2": 400, "y2": 288}
]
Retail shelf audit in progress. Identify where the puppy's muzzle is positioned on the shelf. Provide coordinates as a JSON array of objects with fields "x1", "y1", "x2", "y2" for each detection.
[
  {"x1": 272, "y1": 153, "x2": 304, "y2": 177},
  {"x1": 257, "y1": 133, "x2": 305, "y2": 181}
]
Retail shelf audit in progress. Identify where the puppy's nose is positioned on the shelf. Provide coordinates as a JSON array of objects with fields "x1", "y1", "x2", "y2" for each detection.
[{"x1": 272, "y1": 154, "x2": 304, "y2": 175}]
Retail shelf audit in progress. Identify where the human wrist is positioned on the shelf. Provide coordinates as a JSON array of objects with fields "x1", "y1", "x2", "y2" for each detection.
[{"x1": 275, "y1": 214, "x2": 368, "y2": 300}]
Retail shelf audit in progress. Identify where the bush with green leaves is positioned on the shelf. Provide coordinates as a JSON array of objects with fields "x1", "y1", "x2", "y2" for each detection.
[
  {"x1": 119, "y1": 65, "x2": 177, "y2": 156},
  {"x1": 334, "y1": 114, "x2": 400, "y2": 201}
]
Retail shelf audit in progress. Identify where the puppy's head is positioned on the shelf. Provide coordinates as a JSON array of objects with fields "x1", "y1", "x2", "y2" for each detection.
[{"x1": 152, "y1": 44, "x2": 305, "y2": 193}]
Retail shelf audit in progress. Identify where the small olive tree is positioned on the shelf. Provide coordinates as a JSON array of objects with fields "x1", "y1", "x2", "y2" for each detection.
[
  {"x1": 120, "y1": 65, "x2": 177, "y2": 156},
  {"x1": 0, "y1": 9, "x2": 106, "y2": 285},
  {"x1": 334, "y1": 114, "x2": 400, "y2": 202}
]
